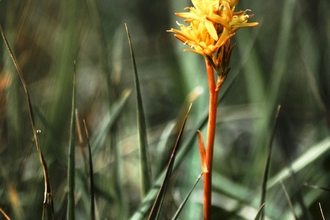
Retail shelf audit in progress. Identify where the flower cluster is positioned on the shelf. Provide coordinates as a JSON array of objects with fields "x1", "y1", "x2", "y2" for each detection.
[{"x1": 168, "y1": 0, "x2": 258, "y2": 76}]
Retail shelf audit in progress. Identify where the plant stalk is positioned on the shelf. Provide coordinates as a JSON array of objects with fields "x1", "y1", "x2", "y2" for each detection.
[{"x1": 203, "y1": 58, "x2": 219, "y2": 220}]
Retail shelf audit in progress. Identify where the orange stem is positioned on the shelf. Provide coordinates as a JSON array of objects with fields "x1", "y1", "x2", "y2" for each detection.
[{"x1": 203, "y1": 58, "x2": 219, "y2": 220}]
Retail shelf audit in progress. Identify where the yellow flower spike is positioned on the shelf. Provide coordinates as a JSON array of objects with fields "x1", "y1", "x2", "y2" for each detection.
[
  {"x1": 168, "y1": 0, "x2": 258, "y2": 58},
  {"x1": 213, "y1": 31, "x2": 235, "y2": 53}
]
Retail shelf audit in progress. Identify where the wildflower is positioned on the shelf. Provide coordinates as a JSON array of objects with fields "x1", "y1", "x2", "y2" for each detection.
[
  {"x1": 168, "y1": 0, "x2": 258, "y2": 71},
  {"x1": 168, "y1": 2, "x2": 258, "y2": 220}
]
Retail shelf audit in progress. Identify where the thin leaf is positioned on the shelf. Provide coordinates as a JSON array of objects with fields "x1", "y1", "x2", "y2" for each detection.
[
  {"x1": 148, "y1": 104, "x2": 192, "y2": 220},
  {"x1": 171, "y1": 172, "x2": 203, "y2": 220},
  {"x1": 125, "y1": 23, "x2": 152, "y2": 197},
  {"x1": 0, "y1": 24, "x2": 54, "y2": 220},
  {"x1": 67, "y1": 61, "x2": 77, "y2": 220}
]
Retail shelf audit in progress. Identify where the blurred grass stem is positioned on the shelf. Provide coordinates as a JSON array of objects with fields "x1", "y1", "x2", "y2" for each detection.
[{"x1": 67, "y1": 61, "x2": 76, "y2": 220}]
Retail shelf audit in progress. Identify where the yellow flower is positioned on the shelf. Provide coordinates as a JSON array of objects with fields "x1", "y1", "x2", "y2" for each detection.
[{"x1": 168, "y1": 0, "x2": 258, "y2": 57}]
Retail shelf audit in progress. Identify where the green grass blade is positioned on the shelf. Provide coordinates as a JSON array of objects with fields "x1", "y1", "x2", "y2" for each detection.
[
  {"x1": 171, "y1": 172, "x2": 203, "y2": 220},
  {"x1": 85, "y1": 0, "x2": 112, "y2": 92},
  {"x1": 43, "y1": 0, "x2": 80, "y2": 163},
  {"x1": 125, "y1": 23, "x2": 152, "y2": 198},
  {"x1": 266, "y1": 137, "x2": 330, "y2": 189},
  {"x1": 0, "y1": 24, "x2": 54, "y2": 220},
  {"x1": 90, "y1": 89, "x2": 131, "y2": 151},
  {"x1": 67, "y1": 61, "x2": 76, "y2": 220}
]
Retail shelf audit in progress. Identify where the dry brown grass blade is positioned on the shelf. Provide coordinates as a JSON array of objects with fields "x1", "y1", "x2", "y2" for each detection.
[
  {"x1": 148, "y1": 104, "x2": 192, "y2": 220},
  {"x1": 76, "y1": 110, "x2": 88, "y2": 173},
  {"x1": 319, "y1": 203, "x2": 326, "y2": 220},
  {"x1": 83, "y1": 119, "x2": 96, "y2": 220},
  {"x1": 253, "y1": 203, "x2": 265, "y2": 220},
  {"x1": 0, "y1": 25, "x2": 54, "y2": 219},
  {"x1": 0, "y1": 208, "x2": 11, "y2": 220},
  {"x1": 280, "y1": 180, "x2": 298, "y2": 220}
]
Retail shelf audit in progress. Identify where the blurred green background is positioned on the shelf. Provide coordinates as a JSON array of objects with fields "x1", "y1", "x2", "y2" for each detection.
[{"x1": 0, "y1": 0, "x2": 330, "y2": 219}]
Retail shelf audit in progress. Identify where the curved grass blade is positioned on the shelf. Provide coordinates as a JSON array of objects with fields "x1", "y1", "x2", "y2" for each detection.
[
  {"x1": 172, "y1": 172, "x2": 203, "y2": 220},
  {"x1": 83, "y1": 119, "x2": 96, "y2": 220},
  {"x1": 155, "y1": 86, "x2": 204, "y2": 176},
  {"x1": 253, "y1": 203, "x2": 265, "y2": 220},
  {"x1": 0, "y1": 25, "x2": 54, "y2": 220},
  {"x1": 260, "y1": 105, "x2": 281, "y2": 219},
  {"x1": 125, "y1": 23, "x2": 152, "y2": 197},
  {"x1": 67, "y1": 61, "x2": 76, "y2": 220},
  {"x1": 148, "y1": 104, "x2": 192, "y2": 220}
]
